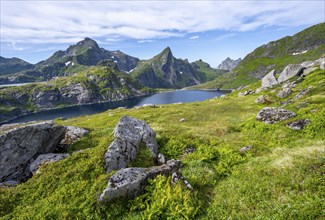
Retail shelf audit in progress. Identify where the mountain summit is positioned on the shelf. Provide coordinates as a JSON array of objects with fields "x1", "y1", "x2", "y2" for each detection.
[
  {"x1": 130, "y1": 47, "x2": 202, "y2": 88},
  {"x1": 217, "y1": 57, "x2": 242, "y2": 71}
]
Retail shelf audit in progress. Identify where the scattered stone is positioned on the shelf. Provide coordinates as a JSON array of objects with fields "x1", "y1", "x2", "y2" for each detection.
[
  {"x1": 0, "y1": 180, "x2": 19, "y2": 188},
  {"x1": 98, "y1": 159, "x2": 181, "y2": 203},
  {"x1": 108, "y1": 112, "x2": 114, "y2": 116},
  {"x1": 59, "y1": 126, "x2": 89, "y2": 146},
  {"x1": 276, "y1": 88, "x2": 292, "y2": 99},
  {"x1": 142, "y1": 104, "x2": 157, "y2": 108},
  {"x1": 261, "y1": 69, "x2": 278, "y2": 88},
  {"x1": 104, "y1": 116, "x2": 158, "y2": 173},
  {"x1": 220, "y1": 94, "x2": 227, "y2": 99},
  {"x1": 280, "y1": 87, "x2": 311, "y2": 106},
  {"x1": 255, "y1": 95, "x2": 272, "y2": 104},
  {"x1": 29, "y1": 153, "x2": 69, "y2": 174},
  {"x1": 180, "y1": 118, "x2": 186, "y2": 122},
  {"x1": 239, "y1": 145, "x2": 252, "y2": 154},
  {"x1": 255, "y1": 87, "x2": 267, "y2": 93},
  {"x1": 277, "y1": 64, "x2": 305, "y2": 83},
  {"x1": 157, "y1": 153, "x2": 167, "y2": 165},
  {"x1": 286, "y1": 119, "x2": 310, "y2": 130},
  {"x1": 256, "y1": 107, "x2": 296, "y2": 124},
  {"x1": 0, "y1": 121, "x2": 66, "y2": 183},
  {"x1": 184, "y1": 145, "x2": 197, "y2": 155},
  {"x1": 238, "y1": 89, "x2": 254, "y2": 97},
  {"x1": 171, "y1": 171, "x2": 193, "y2": 190}
]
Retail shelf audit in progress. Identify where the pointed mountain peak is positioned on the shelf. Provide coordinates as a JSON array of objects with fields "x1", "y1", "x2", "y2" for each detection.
[
  {"x1": 161, "y1": 47, "x2": 172, "y2": 56},
  {"x1": 76, "y1": 37, "x2": 100, "y2": 49}
]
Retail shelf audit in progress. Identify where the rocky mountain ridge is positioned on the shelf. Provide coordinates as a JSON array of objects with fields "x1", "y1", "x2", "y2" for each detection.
[
  {"x1": 0, "y1": 38, "x2": 139, "y2": 84},
  {"x1": 217, "y1": 57, "x2": 242, "y2": 71}
]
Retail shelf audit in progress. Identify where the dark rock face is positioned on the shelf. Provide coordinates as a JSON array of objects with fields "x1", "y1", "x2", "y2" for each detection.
[
  {"x1": 217, "y1": 57, "x2": 242, "y2": 71},
  {"x1": 99, "y1": 159, "x2": 181, "y2": 203},
  {"x1": 131, "y1": 47, "x2": 201, "y2": 88},
  {"x1": 286, "y1": 119, "x2": 310, "y2": 130},
  {"x1": 104, "y1": 116, "x2": 158, "y2": 173},
  {"x1": 256, "y1": 107, "x2": 296, "y2": 124},
  {"x1": 0, "y1": 121, "x2": 66, "y2": 182}
]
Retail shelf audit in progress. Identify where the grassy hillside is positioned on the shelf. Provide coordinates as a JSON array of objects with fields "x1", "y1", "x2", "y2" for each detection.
[
  {"x1": 1, "y1": 67, "x2": 324, "y2": 219},
  {"x1": 195, "y1": 23, "x2": 325, "y2": 90}
]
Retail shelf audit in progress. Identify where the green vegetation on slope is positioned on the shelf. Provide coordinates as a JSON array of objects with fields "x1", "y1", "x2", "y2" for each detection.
[
  {"x1": 195, "y1": 23, "x2": 325, "y2": 90},
  {"x1": 0, "y1": 69, "x2": 324, "y2": 219}
]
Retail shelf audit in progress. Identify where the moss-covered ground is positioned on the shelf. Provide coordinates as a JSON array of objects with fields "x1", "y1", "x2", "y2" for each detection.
[{"x1": 0, "y1": 69, "x2": 324, "y2": 219}]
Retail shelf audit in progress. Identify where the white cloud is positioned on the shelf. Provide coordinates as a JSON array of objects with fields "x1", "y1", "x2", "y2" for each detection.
[
  {"x1": 215, "y1": 34, "x2": 236, "y2": 41},
  {"x1": 190, "y1": 36, "x2": 199, "y2": 40},
  {"x1": 0, "y1": 1, "x2": 323, "y2": 44},
  {"x1": 138, "y1": 40, "x2": 154, "y2": 43},
  {"x1": 7, "y1": 42, "x2": 24, "y2": 51}
]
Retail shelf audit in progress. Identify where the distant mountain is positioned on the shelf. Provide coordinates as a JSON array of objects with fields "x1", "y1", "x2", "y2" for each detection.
[
  {"x1": 217, "y1": 57, "x2": 241, "y2": 71},
  {"x1": 190, "y1": 59, "x2": 228, "y2": 81},
  {"x1": 0, "y1": 56, "x2": 34, "y2": 76},
  {"x1": 0, "y1": 38, "x2": 139, "y2": 84},
  {"x1": 131, "y1": 47, "x2": 206, "y2": 88}
]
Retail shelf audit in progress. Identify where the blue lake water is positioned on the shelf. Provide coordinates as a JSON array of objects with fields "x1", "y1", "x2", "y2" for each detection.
[{"x1": 3, "y1": 90, "x2": 228, "y2": 124}]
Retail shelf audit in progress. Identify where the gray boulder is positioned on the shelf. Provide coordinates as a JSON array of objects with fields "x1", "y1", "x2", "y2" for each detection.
[
  {"x1": 320, "y1": 59, "x2": 325, "y2": 70},
  {"x1": 303, "y1": 67, "x2": 318, "y2": 76},
  {"x1": 276, "y1": 88, "x2": 292, "y2": 99},
  {"x1": 261, "y1": 69, "x2": 278, "y2": 88},
  {"x1": 0, "y1": 121, "x2": 66, "y2": 182},
  {"x1": 277, "y1": 64, "x2": 305, "y2": 83},
  {"x1": 286, "y1": 119, "x2": 310, "y2": 130},
  {"x1": 238, "y1": 89, "x2": 254, "y2": 97},
  {"x1": 59, "y1": 126, "x2": 89, "y2": 146},
  {"x1": 256, "y1": 107, "x2": 296, "y2": 124},
  {"x1": 255, "y1": 95, "x2": 272, "y2": 104},
  {"x1": 99, "y1": 159, "x2": 181, "y2": 203},
  {"x1": 29, "y1": 153, "x2": 69, "y2": 174},
  {"x1": 104, "y1": 116, "x2": 158, "y2": 173}
]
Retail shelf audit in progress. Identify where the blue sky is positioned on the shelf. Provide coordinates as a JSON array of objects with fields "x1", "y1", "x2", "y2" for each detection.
[{"x1": 0, "y1": 1, "x2": 324, "y2": 67}]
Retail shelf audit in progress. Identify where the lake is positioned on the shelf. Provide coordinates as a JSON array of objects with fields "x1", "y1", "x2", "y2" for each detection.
[{"x1": 3, "y1": 90, "x2": 228, "y2": 124}]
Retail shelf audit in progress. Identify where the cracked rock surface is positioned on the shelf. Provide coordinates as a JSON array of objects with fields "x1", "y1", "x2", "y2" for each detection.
[
  {"x1": 104, "y1": 116, "x2": 158, "y2": 173},
  {"x1": 99, "y1": 159, "x2": 181, "y2": 203},
  {"x1": 0, "y1": 121, "x2": 66, "y2": 182}
]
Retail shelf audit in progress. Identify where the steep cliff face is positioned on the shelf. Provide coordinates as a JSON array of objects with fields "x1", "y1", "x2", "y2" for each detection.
[
  {"x1": 131, "y1": 47, "x2": 202, "y2": 88},
  {"x1": 0, "y1": 66, "x2": 151, "y2": 123}
]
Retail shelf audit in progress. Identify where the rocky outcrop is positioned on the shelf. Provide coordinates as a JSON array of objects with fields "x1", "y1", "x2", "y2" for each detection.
[
  {"x1": 104, "y1": 116, "x2": 158, "y2": 173},
  {"x1": 29, "y1": 153, "x2": 69, "y2": 174},
  {"x1": 0, "y1": 121, "x2": 66, "y2": 182},
  {"x1": 280, "y1": 87, "x2": 311, "y2": 106},
  {"x1": 99, "y1": 159, "x2": 181, "y2": 203},
  {"x1": 286, "y1": 119, "x2": 310, "y2": 130},
  {"x1": 217, "y1": 57, "x2": 242, "y2": 71},
  {"x1": 256, "y1": 107, "x2": 296, "y2": 124},
  {"x1": 277, "y1": 64, "x2": 305, "y2": 83},
  {"x1": 261, "y1": 69, "x2": 278, "y2": 88}
]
